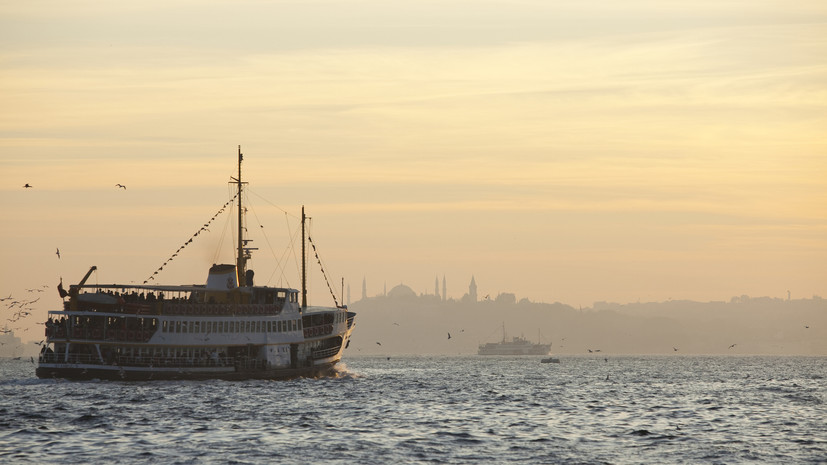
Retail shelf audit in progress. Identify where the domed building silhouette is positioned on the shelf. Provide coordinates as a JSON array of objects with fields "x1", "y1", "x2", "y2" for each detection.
[{"x1": 387, "y1": 283, "x2": 417, "y2": 299}]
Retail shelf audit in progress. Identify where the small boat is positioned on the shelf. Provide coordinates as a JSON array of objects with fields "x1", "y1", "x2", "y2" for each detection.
[
  {"x1": 36, "y1": 147, "x2": 356, "y2": 380},
  {"x1": 541, "y1": 357, "x2": 560, "y2": 364}
]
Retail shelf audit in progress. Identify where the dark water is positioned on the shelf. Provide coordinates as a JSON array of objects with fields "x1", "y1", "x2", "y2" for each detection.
[{"x1": 1, "y1": 355, "x2": 825, "y2": 464}]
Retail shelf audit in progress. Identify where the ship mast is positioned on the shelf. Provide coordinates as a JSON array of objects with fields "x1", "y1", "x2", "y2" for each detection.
[
  {"x1": 234, "y1": 145, "x2": 246, "y2": 287},
  {"x1": 301, "y1": 205, "x2": 307, "y2": 309}
]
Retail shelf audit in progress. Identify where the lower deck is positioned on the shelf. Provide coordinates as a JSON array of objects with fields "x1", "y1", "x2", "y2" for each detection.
[{"x1": 35, "y1": 359, "x2": 340, "y2": 381}]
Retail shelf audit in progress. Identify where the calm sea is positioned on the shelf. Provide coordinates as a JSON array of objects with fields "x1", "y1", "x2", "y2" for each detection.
[{"x1": 1, "y1": 355, "x2": 824, "y2": 464}]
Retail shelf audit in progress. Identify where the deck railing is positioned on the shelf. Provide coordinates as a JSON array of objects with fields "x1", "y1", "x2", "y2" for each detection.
[{"x1": 312, "y1": 346, "x2": 341, "y2": 360}]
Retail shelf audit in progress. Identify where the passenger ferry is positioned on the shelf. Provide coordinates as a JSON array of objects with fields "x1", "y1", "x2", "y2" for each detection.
[
  {"x1": 36, "y1": 148, "x2": 356, "y2": 380},
  {"x1": 477, "y1": 324, "x2": 550, "y2": 356}
]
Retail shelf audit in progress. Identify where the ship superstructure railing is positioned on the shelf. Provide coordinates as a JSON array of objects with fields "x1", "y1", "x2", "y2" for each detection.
[
  {"x1": 39, "y1": 353, "x2": 97, "y2": 364},
  {"x1": 311, "y1": 346, "x2": 341, "y2": 360},
  {"x1": 115, "y1": 355, "x2": 236, "y2": 368},
  {"x1": 67, "y1": 298, "x2": 286, "y2": 316},
  {"x1": 39, "y1": 352, "x2": 241, "y2": 368}
]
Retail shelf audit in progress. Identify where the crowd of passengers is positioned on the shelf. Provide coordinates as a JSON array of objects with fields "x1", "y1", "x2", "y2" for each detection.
[
  {"x1": 46, "y1": 314, "x2": 157, "y2": 340},
  {"x1": 67, "y1": 289, "x2": 197, "y2": 314}
]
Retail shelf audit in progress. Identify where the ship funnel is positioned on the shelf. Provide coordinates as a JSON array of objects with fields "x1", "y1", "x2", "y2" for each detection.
[{"x1": 206, "y1": 264, "x2": 239, "y2": 290}]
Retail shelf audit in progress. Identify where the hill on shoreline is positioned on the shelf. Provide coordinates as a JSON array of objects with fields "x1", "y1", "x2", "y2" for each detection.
[{"x1": 348, "y1": 294, "x2": 826, "y2": 356}]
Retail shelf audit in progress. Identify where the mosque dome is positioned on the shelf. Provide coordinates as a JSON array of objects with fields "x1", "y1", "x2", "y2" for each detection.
[{"x1": 388, "y1": 283, "x2": 416, "y2": 299}]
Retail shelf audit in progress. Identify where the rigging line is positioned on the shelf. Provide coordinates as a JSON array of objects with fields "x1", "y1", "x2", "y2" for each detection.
[
  {"x1": 247, "y1": 188, "x2": 300, "y2": 220},
  {"x1": 213, "y1": 196, "x2": 235, "y2": 264},
  {"x1": 307, "y1": 230, "x2": 339, "y2": 307},
  {"x1": 143, "y1": 192, "x2": 238, "y2": 284},
  {"x1": 247, "y1": 199, "x2": 290, "y2": 286},
  {"x1": 265, "y1": 212, "x2": 300, "y2": 288}
]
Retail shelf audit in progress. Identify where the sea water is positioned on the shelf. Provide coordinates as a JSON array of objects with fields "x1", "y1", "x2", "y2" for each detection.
[{"x1": 1, "y1": 355, "x2": 824, "y2": 464}]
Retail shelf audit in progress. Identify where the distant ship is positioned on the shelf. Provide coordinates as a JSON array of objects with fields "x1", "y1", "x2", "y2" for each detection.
[
  {"x1": 36, "y1": 147, "x2": 356, "y2": 380},
  {"x1": 477, "y1": 324, "x2": 551, "y2": 356}
]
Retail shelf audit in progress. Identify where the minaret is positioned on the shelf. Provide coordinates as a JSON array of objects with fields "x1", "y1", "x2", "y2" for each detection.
[
  {"x1": 469, "y1": 275, "x2": 477, "y2": 302},
  {"x1": 361, "y1": 276, "x2": 367, "y2": 301}
]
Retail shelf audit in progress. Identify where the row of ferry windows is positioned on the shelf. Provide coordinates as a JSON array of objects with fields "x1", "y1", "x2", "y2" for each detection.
[{"x1": 161, "y1": 319, "x2": 300, "y2": 334}]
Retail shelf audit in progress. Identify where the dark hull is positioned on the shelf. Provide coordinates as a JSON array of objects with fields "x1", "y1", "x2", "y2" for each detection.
[
  {"x1": 477, "y1": 345, "x2": 551, "y2": 356},
  {"x1": 36, "y1": 361, "x2": 339, "y2": 381}
]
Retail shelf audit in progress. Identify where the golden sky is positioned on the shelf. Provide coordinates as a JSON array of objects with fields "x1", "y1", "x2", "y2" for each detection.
[{"x1": 2, "y1": 1, "x2": 826, "y2": 322}]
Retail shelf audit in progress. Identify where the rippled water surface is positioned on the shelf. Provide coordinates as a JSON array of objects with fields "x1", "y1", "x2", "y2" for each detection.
[{"x1": 1, "y1": 356, "x2": 825, "y2": 464}]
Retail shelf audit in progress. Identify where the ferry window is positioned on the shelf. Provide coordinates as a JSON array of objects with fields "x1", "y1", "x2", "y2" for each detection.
[
  {"x1": 175, "y1": 321, "x2": 181, "y2": 333},
  {"x1": 256, "y1": 321, "x2": 261, "y2": 333},
  {"x1": 297, "y1": 320, "x2": 302, "y2": 330},
  {"x1": 278, "y1": 321, "x2": 283, "y2": 332},
  {"x1": 192, "y1": 321, "x2": 199, "y2": 333},
  {"x1": 246, "y1": 321, "x2": 251, "y2": 333},
  {"x1": 267, "y1": 321, "x2": 273, "y2": 332},
  {"x1": 212, "y1": 322, "x2": 217, "y2": 333},
  {"x1": 162, "y1": 321, "x2": 168, "y2": 333}
]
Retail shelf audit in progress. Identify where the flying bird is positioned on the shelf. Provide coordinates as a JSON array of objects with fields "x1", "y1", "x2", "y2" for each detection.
[
  {"x1": 376, "y1": 341, "x2": 381, "y2": 346},
  {"x1": 447, "y1": 332, "x2": 452, "y2": 340},
  {"x1": 728, "y1": 344, "x2": 737, "y2": 349},
  {"x1": 115, "y1": 184, "x2": 126, "y2": 189},
  {"x1": 673, "y1": 347, "x2": 678, "y2": 352},
  {"x1": 56, "y1": 248, "x2": 60, "y2": 259},
  {"x1": 23, "y1": 183, "x2": 32, "y2": 188}
]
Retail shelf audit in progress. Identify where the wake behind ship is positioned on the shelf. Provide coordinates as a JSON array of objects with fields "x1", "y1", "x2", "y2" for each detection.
[{"x1": 36, "y1": 148, "x2": 356, "y2": 380}]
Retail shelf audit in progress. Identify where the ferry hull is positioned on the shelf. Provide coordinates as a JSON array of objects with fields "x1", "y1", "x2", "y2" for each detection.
[{"x1": 35, "y1": 361, "x2": 340, "y2": 381}]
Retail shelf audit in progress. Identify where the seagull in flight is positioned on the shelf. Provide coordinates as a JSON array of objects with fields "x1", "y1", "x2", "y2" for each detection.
[
  {"x1": 728, "y1": 343, "x2": 737, "y2": 349},
  {"x1": 56, "y1": 248, "x2": 60, "y2": 259},
  {"x1": 23, "y1": 183, "x2": 33, "y2": 188},
  {"x1": 447, "y1": 332, "x2": 452, "y2": 340},
  {"x1": 115, "y1": 184, "x2": 126, "y2": 189}
]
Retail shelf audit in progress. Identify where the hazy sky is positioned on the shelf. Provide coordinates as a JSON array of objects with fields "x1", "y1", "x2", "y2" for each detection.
[{"x1": 2, "y1": 1, "x2": 826, "y2": 324}]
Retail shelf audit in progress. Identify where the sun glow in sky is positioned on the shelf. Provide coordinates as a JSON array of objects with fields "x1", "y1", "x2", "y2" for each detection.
[{"x1": 2, "y1": 1, "x2": 826, "y2": 325}]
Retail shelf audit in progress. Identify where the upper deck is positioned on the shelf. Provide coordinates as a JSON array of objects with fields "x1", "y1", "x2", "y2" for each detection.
[{"x1": 63, "y1": 283, "x2": 301, "y2": 316}]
